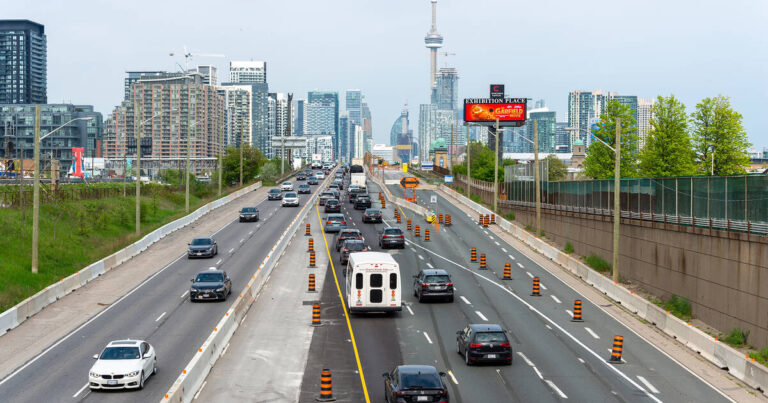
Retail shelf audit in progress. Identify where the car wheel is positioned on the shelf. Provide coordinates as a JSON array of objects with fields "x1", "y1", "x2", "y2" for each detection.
[
  {"x1": 138, "y1": 371, "x2": 145, "y2": 389},
  {"x1": 465, "y1": 350, "x2": 471, "y2": 366},
  {"x1": 153, "y1": 359, "x2": 158, "y2": 374},
  {"x1": 457, "y1": 340, "x2": 462, "y2": 354},
  {"x1": 413, "y1": 288, "x2": 418, "y2": 297},
  {"x1": 417, "y1": 293, "x2": 423, "y2": 303},
  {"x1": 447, "y1": 296, "x2": 454, "y2": 303}
]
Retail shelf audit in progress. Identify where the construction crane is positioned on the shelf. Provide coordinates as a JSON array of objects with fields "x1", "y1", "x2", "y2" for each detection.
[
  {"x1": 169, "y1": 46, "x2": 224, "y2": 73},
  {"x1": 439, "y1": 51, "x2": 456, "y2": 67}
]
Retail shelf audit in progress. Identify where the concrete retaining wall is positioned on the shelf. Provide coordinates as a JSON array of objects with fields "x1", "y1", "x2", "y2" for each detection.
[
  {"x1": 160, "y1": 172, "x2": 329, "y2": 403},
  {"x1": 0, "y1": 182, "x2": 262, "y2": 337},
  {"x1": 438, "y1": 184, "x2": 768, "y2": 397}
]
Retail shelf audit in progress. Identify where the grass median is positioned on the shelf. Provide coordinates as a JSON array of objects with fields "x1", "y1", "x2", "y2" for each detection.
[{"x1": 0, "y1": 182, "x2": 250, "y2": 314}]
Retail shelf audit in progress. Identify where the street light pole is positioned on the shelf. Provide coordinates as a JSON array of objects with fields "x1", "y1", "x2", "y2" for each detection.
[
  {"x1": 466, "y1": 125, "x2": 470, "y2": 198},
  {"x1": 612, "y1": 118, "x2": 621, "y2": 283},
  {"x1": 136, "y1": 100, "x2": 142, "y2": 236},
  {"x1": 534, "y1": 119, "x2": 541, "y2": 235},
  {"x1": 186, "y1": 86, "x2": 192, "y2": 213},
  {"x1": 218, "y1": 104, "x2": 223, "y2": 197},
  {"x1": 239, "y1": 123, "x2": 243, "y2": 187},
  {"x1": 493, "y1": 118, "x2": 500, "y2": 212}
]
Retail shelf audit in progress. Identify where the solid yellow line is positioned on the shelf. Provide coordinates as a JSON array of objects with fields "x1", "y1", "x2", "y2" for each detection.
[{"x1": 315, "y1": 202, "x2": 371, "y2": 403}]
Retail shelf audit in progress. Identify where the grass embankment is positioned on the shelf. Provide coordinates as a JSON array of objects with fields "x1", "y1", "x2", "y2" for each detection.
[{"x1": 0, "y1": 182, "x2": 243, "y2": 313}]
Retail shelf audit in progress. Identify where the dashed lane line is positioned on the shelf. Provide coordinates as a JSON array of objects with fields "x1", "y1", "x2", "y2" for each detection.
[
  {"x1": 585, "y1": 327, "x2": 600, "y2": 339},
  {"x1": 426, "y1": 263, "x2": 434, "y2": 269},
  {"x1": 406, "y1": 305, "x2": 414, "y2": 316},
  {"x1": 546, "y1": 380, "x2": 568, "y2": 399},
  {"x1": 423, "y1": 332, "x2": 433, "y2": 344},
  {"x1": 155, "y1": 312, "x2": 166, "y2": 322},
  {"x1": 72, "y1": 383, "x2": 88, "y2": 398},
  {"x1": 517, "y1": 352, "x2": 535, "y2": 367},
  {"x1": 637, "y1": 376, "x2": 660, "y2": 394},
  {"x1": 460, "y1": 296, "x2": 471, "y2": 305},
  {"x1": 180, "y1": 290, "x2": 189, "y2": 299},
  {"x1": 526, "y1": 271, "x2": 533, "y2": 278},
  {"x1": 551, "y1": 295, "x2": 561, "y2": 304},
  {"x1": 447, "y1": 370, "x2": 459, "y2": 385},
  {"x1": 517, "y1": 262, "x2": 525, "y2": 269},
  {"x1": 475, "y1": 311, "x2": 488, "y2": 321}
]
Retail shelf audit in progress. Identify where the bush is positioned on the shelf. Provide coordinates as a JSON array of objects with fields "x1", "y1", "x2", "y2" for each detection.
[
  {"x1": 564, "y1": 242, "x2": 574, "y2": 254},
  {"x1": 539, "y1": 230, "x2": 545, "y2": 237},
  {"x1": 585, "y1": 253, "x2": 611, "y2": 273},
  {"x1": 749, "y1": 346, "x2": 768, "y2": 366},
  {"x1": 469, "y1": 194, "x2": 482, "y2": 204},
  {"x1": 504, "y1": 212, "x2": 515, "y2": 221},
  {"x1": 656, "y1": 294, "x2": 692, "y2": 321},
  {"x1": 524, "y1": 225, "x2": 535, "y2": 233},
  {"x1": 722, "y1": 327, "x2": 749, "y2": 347}
]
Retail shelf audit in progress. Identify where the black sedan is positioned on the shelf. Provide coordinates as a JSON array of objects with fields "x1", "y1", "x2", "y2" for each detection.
[
  {"x1": 190, "y1": 269, "x2": 231, "y2": 301},
  {"x1": 339, "y1": 239, "x2": 369, "y2": 265},
  {"x1": 325, "y1": 199, "x2": 341, "y2": 213},
  {"x1": 383, "y1": 365, "x2": 449, "y2": 403},
  {"x1": 456, "y1": 324, "x2": 512, "y2": 366},
  {"x1": 413, "y1": 269, "x2": 454, "y2": 302},
  {"x1": 268, "y1": 188, "x2": 283, "y2": 200},
  {"x1": 354, "y1": 195, "x2": 372, "y2": 210},
  {"x1": 187, "y1": 237, "x2": 218, "y2": 258},
  {"x1": 296, "y1": 174, "x2": 306, "y2": 181},
  {"x1": 239, "y1": 207, "x2": 259, "y2": 222},
  {"x1": 362, "y1": 208, "x2": 382, "y2": 223}
]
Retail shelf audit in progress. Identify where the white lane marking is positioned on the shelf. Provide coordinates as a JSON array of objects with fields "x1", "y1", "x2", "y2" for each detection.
[
  {"x1": 180, "y1": 290, "x2": 189, "y2": 299},
  {"x1": 475, "y1": 311, "x2": 488, "y2": 321},
  {"x1": 532, "y1": 366, "x2": 544, "y2": 380},
  {"x1": 545, "y1": 324, "x2": 553, "y2": 330},
  {"x1": 447, "y1": 370, "x2": 459, "y2": 385},
  {"x1": 222, "y1": 342, "x2": 230, "y2": 355},
  {"x1": 460, "y1": 296, "x2": 471, "y2": 305},
  {"x1": 406, "y1": 305, "x2": 414, "y2": 315},
  {"x1": 403, "y1": 240, "x2": 664, "y2": 403},
  {"x1": 494, "y1": 241, "x2": 500, "y2": 246},
  {"x1": 155, "y1": 312, "x2": 166, "y2": 322},
  {"x1": 540, "y1": 283, "x2": 548, "y2": 290},
  {"x1": 489, "y1": 236, "x2": 494, "y2": 240},
  {"x1": 194, "y1": 380, "x2": 207, "y2": 400},
  {"x1": 73, "y1": 383, "x2": 88, "y2": 398},
  {"x1": 637, "y1": 376, "x2": 660, "y2": 394},
  {"x1": 501, "y1": 248, "x2": 508, "y2": 253},
  {"x1": 249, "y1": 230, "x2": 254, "y2": 235},
  {"x1": 585, "y1": 327, "x2": 600, "y2": 339},
  {"x1": 426, "y1": 263, "x2": 434, "y2": 268},
  {"x1": 228, "y1": 248, "x2": 235, "y2": 253},
  {"x1": 509, "y1": 255, "x2": 516, "y2": 260},
  {"x1": 526, "y1": 271, "x2": 533, "y2": 278},
  {"x1": 566, "y1": 309, "x2": 573, "y2": 317},
  {"x1": 546, "y1": 380, "x2": 568, "y2": 399},
  {"x1": 551, "y1": 295, "x2": 561, "y2": 304},
  {"x1": 240, "y1": 238, "x2": 245, "y2": 243},
  {"x1": 418, "y1": 254, "x2": 424, "y2": 260},
  {"x1": 216, "y1": 259, "x2": 222, "y2": 265},
  {"x1": 517, "y1": 262, "x2": 525, "y2": 269},
  {"x1": 578, "y1": 358, "x2": 585, "y2": 364},
  {"x1": 517, "y1": 352, "x2": 535, "y2": 366},
  {"x1": 423, "y1": 331, "x2": 433, "y2": 344}
]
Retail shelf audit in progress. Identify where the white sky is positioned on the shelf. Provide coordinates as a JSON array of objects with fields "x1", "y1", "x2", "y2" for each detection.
[{"x1": 5, "y1": 0, "x2": 767, "y2": 148}]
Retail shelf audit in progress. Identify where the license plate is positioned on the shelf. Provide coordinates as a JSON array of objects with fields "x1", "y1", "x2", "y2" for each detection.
[
  {"x1": 432, "y1": 286, "x2": 444, "y2": 290},
  {"x1": 487, "y1": 354, "x2": 497, "y2": 359},
  {"x1": 107, "y1": 380, "x2": 117, "y2": 385},
  {"x1": 417, "y1": 396, "x2": 429, "y2": 402},
  {"x1": 203, "y1": 293, "x2": 209, "y2": 297}
]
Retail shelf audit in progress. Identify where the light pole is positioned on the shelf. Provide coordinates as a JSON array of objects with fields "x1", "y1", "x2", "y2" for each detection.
[
  {"x1": 493, "y1": 118, "x2": 500, "y2": 213},
  {"x1": 502, "y1": 121, "x2": 541, "y2": 234},
  {"x1": 136, "y1": 110, "x2": 165, "y2": 236},
  {"x1": 32, "y1": 110, "x2": 93, "y2": 273},
  {"x1": 565, "y1": 119, "x2": 622, "y2": 282}
]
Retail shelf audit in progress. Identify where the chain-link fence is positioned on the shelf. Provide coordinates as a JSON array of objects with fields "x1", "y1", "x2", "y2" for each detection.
[{"x1": 501, "y1": 174, "x2": 768, "y2": 235}]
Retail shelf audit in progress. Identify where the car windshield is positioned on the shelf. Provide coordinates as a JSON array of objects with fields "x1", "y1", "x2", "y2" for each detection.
[
  {"x1": 285, "y1": 193, "x2": 297, "y2": 198},
  {"x1": 99, "y1": 346, "x2": 141, "y2": 360},
  {"x1": 474, "y1": 331, "x2": 508, "y2": 343},
  {"x1": 283, "y1": 182, "x2": 291, "y2": 185},
  {"x1": 345, "y1": 241, "x2": 366, "y2": 251},
  {"x1": 241, "y1": 208, "x2": 257, "y2": 213},
  {"x1": 327, "y1": 200, "x2": 338, "y2": 205},
  {"x1": 351, "y1": 189, "x2": 366, "y2": 194},
  {"x1": 365, "y1": 209, "x2": 380, "y2": 214},
  {"x1": 195, "y1": 273, "x2": 224, "y2": 283},
  {"x1": 327, "y1": 215, "x2": 344, "y2": 221},
  {"x1": 400, "y1": 372, "x2": 442, "y2": 389},
  {"x1": 322, "y1": 192, "x2": 334, "y2": 197},
  {"x1": 191, "y1": 238, "x2": 212, "y2": 246},
  {"x1": 269, "y1": 189, "x2": 280, "y2": 193},
  {"x1": 341, "y1": 231, "x2": 361, "y2": 239},
  {"x1": 384, "y1": 228, "x2": 402, "y2": 235},
  {"x1": 424, "y1": 275, "x2": 450, "y2": 283}
]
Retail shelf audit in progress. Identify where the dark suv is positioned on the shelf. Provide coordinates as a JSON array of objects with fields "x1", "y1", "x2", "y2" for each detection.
[
  {"x1": 335, "y1": 229, "x2": 363, "y2": 251},
  {"x1": 190, "y1": 269, "x2": 231, "y2": 301},
  {"x1": 379, "y1": 227, "x2": 405, "y2": 249},
  {"x1": 325, "y1": 198, "x2": 341, "y2": 213},
  {"x1": 354, "y1": 195, "x2": 372, "y2": 210},
  {"x1": 413, "y1": 269, "x2": 454, "y2": 302},
  {"x1": 383, "y1": 365, "x2": 449, "y2": 403},
  {"x1": 362, "y1": 208, "x2": 382, "y2": 223},
  {"x1": 339, "y1": 239, "x2": 369, "y2": 264},
  {"x1": 268, "y1": 188, "x2": 283, "y2": 200},
  {"x1": 348, "y1": 188, "x2": 366, "y2": 203},
  {"x1": 456, "y1": 324, "x2": 512, "y2": 366},
  {"x1": 238, "y1": 207, "x2": 259, "y2": 222},
  {"x1": 187, "y1": 237, "x2": 217, "y2": 258}
]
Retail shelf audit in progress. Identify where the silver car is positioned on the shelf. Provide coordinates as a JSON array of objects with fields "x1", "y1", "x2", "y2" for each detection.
[
  {"x1": 282, "y1": 192, "x2": 300, "y2": 207},
  {"x1": 324, "y1": 214, "x2": 347, "y2": 233}
]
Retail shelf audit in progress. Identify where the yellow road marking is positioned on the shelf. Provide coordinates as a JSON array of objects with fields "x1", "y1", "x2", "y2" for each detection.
[{"x1": 315, "y1": 202, "x2": 371, "y2": 403}]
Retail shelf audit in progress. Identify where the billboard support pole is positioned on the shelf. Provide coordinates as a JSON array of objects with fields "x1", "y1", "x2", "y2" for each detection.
[
  {"x1": 493, "y1": 118, "x2": 499, "y2": 213},
  {"x1": 466, "y1": 125, "x2": 470, "y2": 199}
]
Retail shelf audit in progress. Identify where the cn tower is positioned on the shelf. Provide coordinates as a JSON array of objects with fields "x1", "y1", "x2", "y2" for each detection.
[{"x1": 424, "y1": 0, "x2": 443, "y2": 103}]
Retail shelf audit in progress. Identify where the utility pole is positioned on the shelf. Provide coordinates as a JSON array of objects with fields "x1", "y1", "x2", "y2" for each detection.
[
  {"x1": 218, "y1": 104, "x2": 223, "y2": 197},
  {"x1": 493, "y1": 118, "x2": 499, "y2": 212},
  {"x1": 612, "y1": 118, "x2": 621, "y2": 283},
  {"x1": 31, "y1": 106, "x2": 40, "y2": 274},
  {"x1": 135, "y1": 100, "x2": 142, "y2": 236},
  {"x1": 534, "y1": 119, "x2": 541, "y2": 235},
  {"x1": 449, "y1": 122, "x2": 454, "y2": 173},
  {"x1": 185, "y1": 84, "x2": 192, "y2": 213},
  {"x1": 239, "y1": 122, "x2": 243, "y2": 187},
  {"x1": 466, "y1": 125, "x2": 470, "y2": 198},
  {"x1": 286, "y1": 93, "x2": 293, "y2": 173}
]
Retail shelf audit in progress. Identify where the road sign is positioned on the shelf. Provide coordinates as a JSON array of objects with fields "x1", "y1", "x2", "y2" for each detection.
[
  {"x1": 444, "y1": 175, "x2": 453, "y2": 183},
  {"x1": 490, "y1": 84, "x2": 505, "y2": 99},
  {"x1": 430, "y1": 195, "x2": 437, "y2": 204},
  {"x1": 421, "y1": 162, "x2": 434, "y2": 171},
  {"x1": 402, "y1": 163, "x2": 408, "y2": 173}
]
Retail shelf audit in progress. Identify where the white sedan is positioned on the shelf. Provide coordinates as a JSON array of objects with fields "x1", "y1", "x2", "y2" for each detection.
[
  {"x1": 89, "y1": 340, "x2": 157, "y2": 390},
  {"x1": 281, "y1": 181, "x2": 294, "y2": 191}
]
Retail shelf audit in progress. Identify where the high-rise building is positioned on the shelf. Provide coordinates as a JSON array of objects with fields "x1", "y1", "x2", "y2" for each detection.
[
  {"x1": 418, "y1": 103, "x2": 436, "y2": 162},
  {"x1": 435, "y1": 67, "x2": 459, "y2": 110},
  {"x1": 390, "y1": 107, "x2": 413, "y2": 163},
  {"x1": 293, "y1": 99, "x2": 305, "y2": 136},
  {"x1": 555, "y1": 122, "x2": 571, "y2": 153},
  {"x1": 362, "y1": 100, "x2": 372, "y2": 153},
  {"x1": 353, "y1": 125, "x2": 365, "y2": 159},
  {"x1": 568, "y1": 90, "x2": 610, "y2": 146},
  {"x1": 308, "y1": 91, "x2": 339, "y2": 156},
  {"x1": 218, "y1": 85, "x2": 252, "y2": 147},
  {"x1": 103, "y1": 72, "x2": 225, "y2": 172},
  {"x1": 338, "y1": 112, "x2": 350, "y2": 162},
  {"x1": 528, "y1": 110, "x2": 557, "y2": 154},
  {"x1": 0, "y1": 20, "x2": 47, "y2": 104},
  {"x1": 304, "y1": 102, "x2": 336, "y2": 136},
  {"x1": 346, "y1": 90, "x2": 362, "y2": 125},
  {"x1": 424, "y1": 0, "x2": 443, "y2": 103},
  {"x1": 1, "y1": 104, "x2": 102, "y2": 175},
  {"x1": 189, "y1": 65, "x2": 217, "y2": 86},
  {"x1": 124, "y1": 71, "x2": 164, "y2": 101},
  {"x1": 229, "y1": 61, "x2": 266, "y2": 84},
  {"x1": 637, "y1": 97, "x2": 654, "y2": 148},
  {"x1": 267, "y1": 92, "x2": 290, "y2": 159},
  {"x1": 305, "y1": 135, "x2": 334, "y2": 162}
]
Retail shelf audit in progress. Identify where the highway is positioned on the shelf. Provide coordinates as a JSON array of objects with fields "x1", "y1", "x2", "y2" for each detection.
[
  {"x1": 0, "y1": 175, "x2": 323, "y2": 403},
  {"x1": 301, "y1": 169, "x2": 732, "y2": 402}
]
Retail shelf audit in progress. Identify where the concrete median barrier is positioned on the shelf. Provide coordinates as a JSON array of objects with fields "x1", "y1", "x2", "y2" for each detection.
[
  {"x1": 437, "y1": 183, "x2": 768, "y2": 397},
  {"x1": 0, "y1": 182, "x2": 263, "y2": 338}
]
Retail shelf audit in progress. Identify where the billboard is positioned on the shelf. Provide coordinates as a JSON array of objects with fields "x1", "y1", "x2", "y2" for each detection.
[{"x1": 463, "y1": 98, "x2": 527, "y2": 125}]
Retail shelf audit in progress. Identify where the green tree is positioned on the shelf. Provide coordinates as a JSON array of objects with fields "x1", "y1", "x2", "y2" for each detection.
[
  {"x1": 584, "y1": 100, "x2": 641, "y2": 179},
  {"x1": 259, "y1": 161, "x2": 280, "y2": 183},
  {"x1": 544, "y1": 154, "x2": 568, "y2": 181},
  {"x1": 221, "y1": 144, "x2": 265, "y2": 186},
  {"x1": 691, "y1": 95, "x2": 751, "y2": 175},
  {"x1": 639, "y1": 95, "x2": 697, "y2": 177}
]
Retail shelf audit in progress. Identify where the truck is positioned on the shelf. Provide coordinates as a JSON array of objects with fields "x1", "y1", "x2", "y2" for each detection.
[
  {"x1": 311, "y1": 154, "x2": 323, "y2": 169},
  {"x1": 349, "y1": 163, "x2": 366, "y2": 190}
]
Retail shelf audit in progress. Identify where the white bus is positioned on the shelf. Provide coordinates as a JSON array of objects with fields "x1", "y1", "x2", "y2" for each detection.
[{"x1": 345, "y1": 252, "x2": 401, "y2": 313}]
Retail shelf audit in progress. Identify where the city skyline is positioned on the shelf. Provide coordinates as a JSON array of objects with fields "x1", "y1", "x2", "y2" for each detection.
[{"x1": 1, "y1": 0, "x2": 765, "y2": 149}]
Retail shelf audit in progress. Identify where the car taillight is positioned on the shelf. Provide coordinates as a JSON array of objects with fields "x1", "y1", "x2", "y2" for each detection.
[
  {"x1": 343, "y1": 248, "x2": 349, "y2": 252},
  {"x1": 341, "y1": 221, "x2": 346, "y2": 225},
  {"x1": 326, "y1": 221, "x2": 331, "y2": 224},
  {"x1": 382, "y1": 235, "x2": 389, "y2": 238},
  {"x1": 500, "y1": 342, "x2": 511, "y2": 348},
  {"x1": 469, "y1": 343, "x2": 482, "y2": 348},
  {"x1": 395, "y1": 391, "x2": 406, "y2": 397},
  {"x1": 399, "y1": 235, "x2": 404, "y2": 238},
  {"x1": 446, "y1": 283, "x2": 453, "y2": 287},
  {"x1": 421, "y1": 283, "x2": 429, "y2": 287}
]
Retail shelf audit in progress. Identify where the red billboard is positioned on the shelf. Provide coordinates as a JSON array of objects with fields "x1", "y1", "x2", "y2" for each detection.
[{"x1": 464, "y1": 98, "x2": 527, "y2": 124}]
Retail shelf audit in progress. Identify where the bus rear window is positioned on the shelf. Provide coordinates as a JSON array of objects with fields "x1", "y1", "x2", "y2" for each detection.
[
  {"x1": 389, "y1": 273, "x2": 397, "y2": 289},
  {"x1": 356, "y1": 273, "x2": 363, "y2": 289},
  {"x1": 370, "y1": 274, "x2": 382, "y2": 288}
]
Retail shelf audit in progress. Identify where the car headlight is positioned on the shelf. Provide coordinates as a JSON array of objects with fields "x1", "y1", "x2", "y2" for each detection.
[
  {"x1": 190, "y1": 287, "x2": 198, "y2": 292},
  {"x1": 126, "y1": 370, "x2": 140, "y2": 377},
  {"x1": 89, "y1": 372, "x2": 100, "y2": 378},
  {"x1": 216, "y1": 287, "x2": 225, "y2": 292}
]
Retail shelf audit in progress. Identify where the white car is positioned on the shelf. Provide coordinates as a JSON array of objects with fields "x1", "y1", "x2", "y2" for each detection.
[
  {"x1": 89, "y1": 340, "x2": 157, "y2": 390},
  {"x1": 281, "y1": 181, "x2": 294, "y2": 191},
  {"x1": 315, "y1": 172, "x2": 325, "y2": 179},
  {"x1": 282, "y1": 192, "x2": 300, "y2": 207}
]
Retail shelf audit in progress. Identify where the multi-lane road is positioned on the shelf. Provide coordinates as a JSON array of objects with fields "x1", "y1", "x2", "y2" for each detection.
[
  {"x1": 300, "y1": 169, "x2": 732, "y2": 402},
  {"x1": 0, "y1": 174, "x2": 324, "y2": 402}
]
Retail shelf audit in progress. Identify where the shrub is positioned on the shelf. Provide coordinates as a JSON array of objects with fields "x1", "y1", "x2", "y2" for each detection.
[
  {"x1": 656, "y1": 294, "x2": 693, "y2": 321},
  {"x1": 585, "y1": 253, "x2": 611, "y2": 273},
  {"x1": 749, "y1": 346, "x2": 768, "y2": 366},
  {"x1": 722, "y1": 328, "x2": 749, "y2": 347},
  {"x1": 539, "y1": 230, "x2": 545, "y2": 237},
  {"x1": 504, "y1": 212, "x2": 515, "y2": 221},
  {"x1": 524, "y1": 224, "x2": 535, "y2": 233},
  {"x1": 564, "y1": 242, "x2": 574, "y2": 254},
  {"x1": 469, "y1": 194, "x2": 482, "y2": 204}
]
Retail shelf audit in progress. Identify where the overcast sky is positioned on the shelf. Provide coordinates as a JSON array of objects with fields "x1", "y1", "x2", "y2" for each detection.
[{"x1": 6, "y1": 0, "x2": 767, "y2": 149}]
